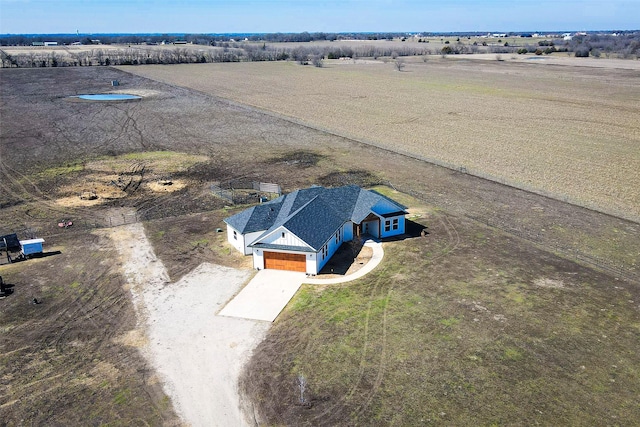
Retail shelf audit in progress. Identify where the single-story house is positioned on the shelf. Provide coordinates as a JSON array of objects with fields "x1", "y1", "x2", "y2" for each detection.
[{"x1": 224, "y1": 185, "x2": 407, "y2": 274}]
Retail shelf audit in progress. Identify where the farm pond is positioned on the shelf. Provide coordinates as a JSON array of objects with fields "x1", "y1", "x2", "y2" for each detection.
[{"x1": 71, "y1": 94, "x2": 142, "y2": 101}]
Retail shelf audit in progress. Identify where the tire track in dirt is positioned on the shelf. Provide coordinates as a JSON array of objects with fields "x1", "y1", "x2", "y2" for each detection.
[
  {"x1": 312, "y1": 282, "x2": 378, "y2": 424},
  {"x1": 315, "y1": 283, "x2": 393, "y2": 425},
  {"x1": 0, "y1": 159, "x2": 84, "y2": 220},
  {"x1": 423, "y1": 213, "x2": 462, "y2": 264},
  {"x1": 353, "y1": 288, "x2": 393, "y2": 421}
]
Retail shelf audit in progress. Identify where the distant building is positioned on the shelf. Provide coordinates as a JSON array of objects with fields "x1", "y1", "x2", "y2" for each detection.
[{"x1": 43, "y1": 41, "x2": 58, "y2": 46}]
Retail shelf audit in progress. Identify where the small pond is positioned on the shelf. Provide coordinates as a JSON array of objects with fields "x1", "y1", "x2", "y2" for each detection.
[{"x1": 73, "y1": 94, "x2": 142, "y2": 101}]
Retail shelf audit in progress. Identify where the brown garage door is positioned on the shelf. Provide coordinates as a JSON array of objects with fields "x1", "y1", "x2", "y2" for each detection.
[{"x1": 263, "y1": 251, "x2": 306, "y2": 272}]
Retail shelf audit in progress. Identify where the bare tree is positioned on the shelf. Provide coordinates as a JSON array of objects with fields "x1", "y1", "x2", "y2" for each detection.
[
  {"x1": 312, "y1": 54, "x2": 324, "y2": 68},
  {"x1": 394, "y1": 58, "x2": 405, "y2": 71}
]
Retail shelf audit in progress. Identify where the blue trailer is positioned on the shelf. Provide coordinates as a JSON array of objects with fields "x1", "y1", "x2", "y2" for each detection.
[{"x1": 20, "y1": 238, "x2": 45, "y2": 257}]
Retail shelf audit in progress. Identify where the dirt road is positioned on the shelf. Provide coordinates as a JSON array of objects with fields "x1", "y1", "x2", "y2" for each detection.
[{"x1": 103, "y1": 223, "x2": 269, "y2": 427}]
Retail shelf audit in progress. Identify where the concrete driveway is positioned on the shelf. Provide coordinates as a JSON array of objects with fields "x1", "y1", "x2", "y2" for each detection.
[{"x1": 218, "y1": 269, "x2": 306, "y2": 322}]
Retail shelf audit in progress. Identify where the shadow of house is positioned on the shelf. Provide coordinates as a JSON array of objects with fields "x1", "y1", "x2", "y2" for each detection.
[
  {"x1": 384, "y1": 219, "x2": 429, "y2": 241},
  {"x1": 317, "y1": 239, "x2": 366, "y2": 275},
  {"x1": 317, "y1": 220, "x2": 428, "y2": 276}
]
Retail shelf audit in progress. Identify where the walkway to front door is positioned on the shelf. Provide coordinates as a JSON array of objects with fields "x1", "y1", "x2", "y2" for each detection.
[{"x1": 219, "y1": 239, "x2": 384, "y2": 322}]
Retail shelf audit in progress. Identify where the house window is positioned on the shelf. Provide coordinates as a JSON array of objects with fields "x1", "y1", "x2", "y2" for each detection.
[
  {"x1": 335, "y1": 231, "x2": 339, "y2": 244},
  {"x1": 384, "y1": 220, "x2": 391, "y2": 232},
  {"x1": 321, "y1": 244, "x2": 328, "y2": 260},
  {"x1": 282, "y1": 232, "x2": 285, "y2": 239},
  {"x1": 392, "y1": 218, "x2": 399, "y2": 230},
  {"x1": 233, "y1": 230, "x2": 237, "y2": 240}
]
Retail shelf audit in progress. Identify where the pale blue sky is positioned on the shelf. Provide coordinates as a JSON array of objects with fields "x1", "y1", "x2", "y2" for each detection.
[{"x1": 0, "y1": 0, "x2": 637, "y2": 34}]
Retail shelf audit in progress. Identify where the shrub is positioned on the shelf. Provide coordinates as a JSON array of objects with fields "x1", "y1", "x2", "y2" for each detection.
[{"x1": 575, "y1": 47, "x2": 590, "y2": 57}]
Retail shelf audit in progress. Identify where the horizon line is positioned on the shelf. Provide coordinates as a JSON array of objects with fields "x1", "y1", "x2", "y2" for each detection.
[{"x1": 2, "y1": 29, "x2": 638, "y2": 37}]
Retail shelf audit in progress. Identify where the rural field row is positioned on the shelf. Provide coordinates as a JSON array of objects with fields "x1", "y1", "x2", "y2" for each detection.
[{"x1": 121, "y1": 58, "x2": 640, "y2": 222}]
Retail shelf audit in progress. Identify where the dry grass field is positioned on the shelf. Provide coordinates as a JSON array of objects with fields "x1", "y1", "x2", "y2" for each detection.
[
  {"x1": 1, "y1": 66, "x2": 639, "y2": 426},
  {"x1": 121, "y1": 58, "x2": 640, "y2": 222}
]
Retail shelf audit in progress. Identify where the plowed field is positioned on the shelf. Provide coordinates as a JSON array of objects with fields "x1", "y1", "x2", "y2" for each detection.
[{"x1": 121, "y1": 59, "x2": 640, "y2": 222}]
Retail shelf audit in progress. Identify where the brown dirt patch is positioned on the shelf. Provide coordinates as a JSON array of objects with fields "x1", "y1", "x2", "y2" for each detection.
[
  {"x1": 54, "y1": 177, "x2": 128, "y2": 207},
  {"x1": 1, "y1": 65, "x2": 639, "y2": 425},
  {"x1": 146, "y1": 179, "x2": 187, "y2": 193}
]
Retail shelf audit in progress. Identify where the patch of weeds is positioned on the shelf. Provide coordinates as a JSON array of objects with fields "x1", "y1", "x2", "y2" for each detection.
[
  {"x1": 290, "y1": 287, "x2": 316, "y2": 312},
  {"x1": 160, "y1": 395, "x2": 171, "y2": 411},
  {"x1": 34, "y1": 163, "x2": 84, "y2": 179},
  {"x1": 191, "y1": 238, "x2": 209, "y2": 247},
  {"x1": 113, "y1": 388, "x2": 131, "y2": 405},
  {"x1": 437, "y1": 333, "x2": 453, "y2": 341},
  {"x1": 505, "y1": 285, "x2": 527, "y2": 305},
  {"x1": 318, "y1": 169, "x2": 382, "y2": 187},
  {"x1": 368, "y1": 185, "x2": 429, "y2": 210},
  {"x1": 503, "y1": 347, "x2": 523, "y2": 361},
  {"x1": 69, "y1": 281, "x2": 81, "y2": 290},
  {"x1": 121, "y1": 151, "x2": 178, "y2": 160},
  {"x1": 155, "y1": 230, "x2": 165, "y2": 239},
  {"x1": 439, "y1": 317, "x2": 461, "y2": 328},
  {"x1": 267, "y1": 150, "x2": 326, "y2": 168}
]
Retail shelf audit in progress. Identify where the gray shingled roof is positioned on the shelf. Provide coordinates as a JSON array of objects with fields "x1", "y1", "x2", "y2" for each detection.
[
  {"x1": 281, "y1": 196, "x2": 345, "y2": 250},
  {"x1": 223, "y1": 199, "x2": 283, "y2": 233},
  {"x1": 225, "y1": 185, "x2": 406, "y2": 251}
]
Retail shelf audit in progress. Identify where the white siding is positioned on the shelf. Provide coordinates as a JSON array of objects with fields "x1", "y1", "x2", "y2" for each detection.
[
  {"x1": 243, "y1": 231, "x2": 265, "y2": 254},
  {"x1": 307, "y1": 252, "x2": 317, "y2": 274},
  {"x1": 227, "y1": 225, "x2": 245, "y2": 253},
  {"x1": 227, "y1": 225, "x2": 264, "y2": 255},
  {"x1": 253, "y1": 248, "x2": 264, "y2": 269},
  {"x1": 257, "y1": 226, "x2": 313, "y2": 249}
]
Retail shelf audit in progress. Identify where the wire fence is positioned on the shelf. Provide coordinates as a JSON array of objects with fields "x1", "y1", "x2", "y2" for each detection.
[{"x1": 210, "y1": 181, "x2": 281, "y2": 205}]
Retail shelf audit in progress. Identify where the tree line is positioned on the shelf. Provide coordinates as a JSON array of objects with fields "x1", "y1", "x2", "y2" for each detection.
[
  {"x1": 1, "y1": 33, "x2": 638, "y2": 68},
  {"x1": 0, "y1": 43, "x2": 434, "y2": 68}
]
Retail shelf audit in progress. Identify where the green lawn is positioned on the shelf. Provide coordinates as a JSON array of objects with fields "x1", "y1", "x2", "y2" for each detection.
[{"x1": 242, "y1": 207, "x2": 640, "y2": 426}]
